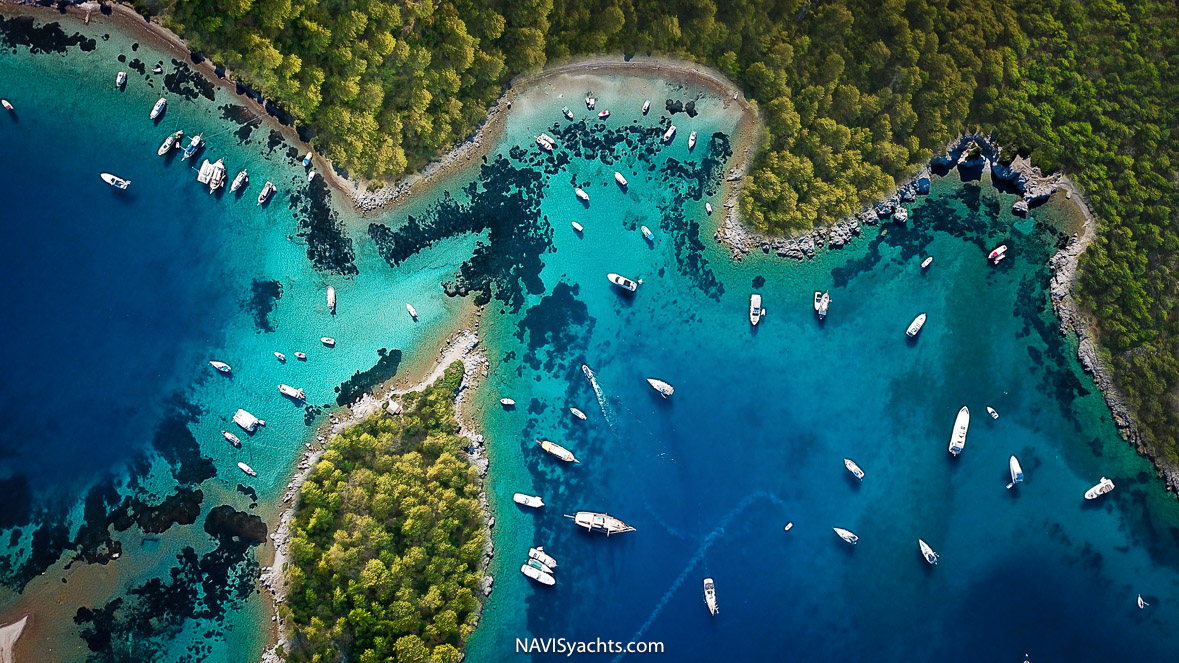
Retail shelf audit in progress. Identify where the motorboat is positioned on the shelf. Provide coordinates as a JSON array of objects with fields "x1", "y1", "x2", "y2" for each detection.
[
  {"x1": 521, "y1": 561, "x2": 555, "y2": 586},
  {"x1": 598, "y1": 110, "x2": 610, "y2": 119},
  {"x1": 582, "y1": 364, "x2": 595, "y2": 381},
  {"x1": 706, "y1": 202, "x2": 713, "y2": 215},
  {"x1": 182, "y1": 133, "x2": 203, "y2": 160},
  {"x1": 294, "y1": 352, "x2": 307, "y2": 360},
  {"x1": 783, "y1": 522, "x2": 794, "y2": 531},
  {"x1": 641, "y1": 226, "x2": 654, "y2": 241},
  {"x1": 646, "y1": 378, "x2": 674, "y2": 398},
  {"x1": 100, "y1": 173, "x2": 131, "y2": 190},
  {"x1": 571, "y1": 221, "x2": 584, "y2": 233},
  {"x1": 537, "y1": 439, "x2": 579, "y2": 463},
  {"x1": 500, "y1": 398, "x2": 516, "y2": 408},
  {"x1": 274, "y1": 351, "x2": 286, "y2": 362},
  {"x1": 642, "y1": 100, "x2": 651, "y2": 114},
  {"x1": 222, "y1": 430, "x2": 241, "y2": 448},
  {"x1": 1007, "y1": 455, "x2": 1024, "y2": 489},
  {"x1": 575, "y1": 187, "x2": 589, "y2": 202},
  {"x1": 1138, "y1": 595, "x2": 1148, "y2": 609},
  {"x1": 278, "y1": 384, "x2": 306, "y2": 401},
  {"x1": 813, "y1": 291, "x2": 830, "y2": 320},
  {"x1": 116, "y1": 71, "x2": 126, "y2": 88},
  {"x1": 158, "y1": 129, "x2": 184, "y2": 156},
  {"x1": 907, "y1": 313, "x2": 927, "y2": 337},
  {"x1": 326, "y1": 286, "x2": 336, "y2": 314},
  {"x1": 513, "y1": 493, "x2": 544, "y2": 508},
  {"x1": 749, "y1": 294, "x2": 765, "y2": 325},
  {"x1": 321, "y1": 337, "x2": 336, "y2": 347},
  {"x1": 197, "y1": 158, "x2": 226, "y2": 193},
  {"x1": 230, "y1": 170, "x2": 248, "y2": 192},
  {"x1": 152, "y1": 63, "x2": 163, "y2": 74},
  {"x1": 529, "y1": 546, "x2": 557, "y2": 568},
  {"x1": 844, "y1": 458, "x2": 865, "y2": 481},
  {"x1": 615, "y1": 171, "x2": 628, "y2": 188},
  {"x1": 406, "y1": 303, "x2": 419, "y2": 320},
  {"x1": 237, "y1": 462, "x2": 257, "y2": 477},
  {"x1": 302, "y1": 151, "x2": 312, "y2": 167},
  {"x1": 308, "y1": 171, "x2": 317, "y2": 182},
  {"x1": 921, "y1": 256, "x2": 934, "y2": 269},
  {"x1": 919, "y1": 539, "x2": 939, "y2": 565},
  {"x1": 535, "y1": 134, "x2": 555, "y2": 151},
  {"x1": 1084, "y1": 477, "x2": 1115, "y2": 499},
  {"x1": 1, "y1": 99, "x2": 12, "y2": 111},
  {"x1": 948, "y1": 406, "x2": 970, "y2": 456},
  {"x1": 607, "y1": 273, "x2": 642, "y2": 292},
  {"x1": 565, "y1": 511, "x2": 636, "y2": 535},
  {"x1": 257, "y1": 181, "x2": 276, "y2": 205},
  {"x1": 570, "y1": 407, "x2": 587, "y2": 420},
  {"x1": 585, "y1": 96, "x2": 596, "y2": 109},
  {"x1": 703, "y1": 578, "x2": 719, "y2": 615},
  {"x1": 663, "y1": 125, "x2": 677, "y2": 143},
  {"x1": 833, "y1": 527, "x2": 859, "y2": 545},
  {"x1": 987, "y1": 406, "x2": 999, "y2": 419},
  {"x1": 209, "y1": 360, "x2": 231, "y2": 373},
  {"x1": 989, "y1": 244, "x2": 1008, "y2": 264},
  {"x1": 688, "y1": 130, "x2": 697, "y2": 150},
  {"x1": 562, "y1": 106, "x2": 574, "y2": 120},
  {"x1": 150, "y1": 97, "x2": 166, "y2": 119},
  {"x1": 233, "y1": 409, "x2": 265, "y2": 432}
]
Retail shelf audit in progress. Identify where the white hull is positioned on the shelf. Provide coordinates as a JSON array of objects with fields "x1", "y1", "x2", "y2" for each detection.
[
  {"x1": 521, "y1": 563, "x2": 555, "y2": 586},
  {"x1": 703, "y1": 578, "x2": 718, "y2": 615},
  {"x1": 500, "y1": 398, "x2": 516, "y2": 407},
  {"x1": 749, "y1": 293, "x2": 764, "y2": 325},
  {"x1": 948, "y1": 406, "x2": 970, "y2": 456},
  {"x1": 274, "y1": 352, "x2": 286, "y2": 362},
  {"x1": 278, "y1": 384, "x2": 306, "y2": 400},
  {"x1": 607, "y1": 273, "x2": 642, "y2": 291},
  {"x1": 1085, "y1": 477, "x2": 1115, "y2": 499},
  {"x1": 843, "y1": 458, "x2": 865, "y2": 480},
  {"x1": 575, "y1": 187, "x2": 589, "y2": 202},
  {"x1": 406, "y1": 304, "x2": 418, "y2": 320},
  {"x1": 230, "y1": 170, "x2": 248, "y2": 192},
  {"x1": 833, "y1": 527, "x2": 858, "y2": 544},
  {"x1": 150, "y1": 97, "x2": 166, "y2": 119},
  {"x1": 116, "y1": 71, "x2": 127, "y2": 88},
  {"x1": 570, "y1": 407, "x2": 587, "y2": 420},
  {"x1": 987, "y1": 406, "x2": 999, "y2": 419},
  {"x1": 537, "y1": 439, "x2": 579, "y2": 463},
  {"x1": 158, "y1": 130, "x2": 183, "y2": 156},
  {"x1": 814, "y1": 291, "x2": 830, "y2": 319},
  {"x1": 642, "y1": 100, "x2": 651, "y2": 114},
  {"x1": 921, "y1": 256, "x2": 934, "y2": 269},
  {"x1": 513, "y1": 493, "x2": 544, "y2": 508},
  {"x1": 222, "y1": 430, "x2": 241, "y2": 447},
  {"x1": 182, "y1": 134, "x2": 203, "y2": 160},
  {"x1": 257, "y1": 181, "x2": 276, "y2": 205},
  {"x1": 209, "y1": 360, "x2": 231, "y2": 373},
  {"x1": 663, "y1": 125, "x2": 677, "y2": 143},
  {"x1": 321, "y1": 337, "x2": 336, "y2": 347},
  {"x1": 237, "y1": 462, "x2": 257, "y2": 477},
  {"x1": 529, "y1": 546, "x2": 557, "y2": 568},
  {"x1": 919, "y1": 539, "x2": 939, "y2": 565},
  {"x1": 641, "y1": 226, "x2": 654, "y2": 241},
  {"x1": 566, "y1": 511, "x2": 635, "y2": 535},
  {"x1": 989, "y1": 244, "x2": 1008, "y2": 263},
  {"x1": 907, "y1": 313, "x2": 927, "y2": 337},
  {"x1": 571, "y1": 221, "x2": 584, "y2": 233},
  {"x1": 706, "y1": 202, "x2": 712, "y2": 215},
  {"x1": 326, "y1": 286, "x2": 336, "y2": 314},
  {"x1": 233, "y1": 409, "x2": 263, "y2": 432},
  {"x1": 615, "y1": 171, "x2": 628, "y2": 188},
  {"x1": 100, "y1": 173, "x2": 131, "y2": 189},
  {"x1": 646, "y1": 378, "x2": 674, "y2": 398},
  {"x1": 1008, "y1": 455, "x2": 1024, "y2": 488},
  {"x1": 688, "y1": 130, "x2": 697, "y2": 150}
]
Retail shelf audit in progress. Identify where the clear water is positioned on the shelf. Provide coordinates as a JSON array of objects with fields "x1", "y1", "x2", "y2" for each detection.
[{"x1": 1, "y1": 12, "x2": 1178, "y2": 663}]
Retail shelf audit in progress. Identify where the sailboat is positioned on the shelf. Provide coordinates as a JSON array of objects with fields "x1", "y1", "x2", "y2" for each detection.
[
  {"x1": 1007, "y1": 456, "x2": 1024, "y2": 489},
  {"x1": 703, "y1": 578, "x2": 719, "y2": 615},
  {"x1": 646, "y1": 378, "x2": 674, "y2": 398},
  {"x1": 565, "y1": 511, "x2": 636, "y2": 535},
  {"x1": 536, "y1": 439, "x2": 579, "y2": 463},
  {"x1": 209, "y1": 360, "x2": 231, "y2": 373},
  {"x1": 150, "y1": 97, "x2": 167, "y2": 120},
  {"x1": 833, "y1": 527, "x2": 859, "y2": 545},
  {"x1": 1138, "y1": 594, "x2": 1148, "y2": 609},
  {"x1": 919, "y1": 539, "x2": 939, "y2": 565}
]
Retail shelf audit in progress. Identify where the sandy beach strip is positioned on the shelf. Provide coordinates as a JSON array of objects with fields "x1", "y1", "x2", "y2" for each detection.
[{"x1": 0, "y1": 614, "x2": 29, "y2": 663}]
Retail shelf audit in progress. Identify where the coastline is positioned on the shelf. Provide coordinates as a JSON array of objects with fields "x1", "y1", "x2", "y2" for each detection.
[{"x1": 0, "y1": 614, "x2": 28, "y2": 663}]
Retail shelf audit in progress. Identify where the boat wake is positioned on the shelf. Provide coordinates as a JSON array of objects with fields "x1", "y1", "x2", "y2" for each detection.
[{"x1": 584, "y1": 368, "x2": 615, "y2": 427}]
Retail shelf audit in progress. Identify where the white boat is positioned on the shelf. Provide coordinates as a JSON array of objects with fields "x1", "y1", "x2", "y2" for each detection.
[
  {"x1": 565, "y1": 511, "x2": 636, "y2": 535},
  {"x1": 197, "y1": 158, "x2": 226, "y2": 193},
  {"x1": 326, "y1": 286, "x2": 336, "y2": 314},
  {"x1": 308, "y1": 171, "x2": 317, "y2": 182},
  {"x1": 615, "y1": 171, "x2": 628, "y2": 188},
  {"x1": 987, "y1": 406, "x2": 999, "y2": 419},
  {"x1": 1138, "y1": 595, "x2": 1148, "y2": 609},
  {"x1": 706, "y1": 202, "x2": 713, "y2": 215},
  {"x1": 813, "y1": 291, "x2": 830, "y2": 320},
  {"x1": 278, "y1": 384, "x2": 306, "y2": 400},
  {"x1": 152, "y1": 64, "x2": 163, "y2": 74},
  {"x1": 521, "y1": 561, "x2": 555, "y2": 586},
  {"x1": 233, "y1": 409, "x2": 264, "y2": 432},
  {"x1": 582, "y1": 364, "x2": 595, "y2": 381},
  {"x1": 321, "y1": 337, "x2": 336, "y2": 347},
  {"x1": 844, "y1": 458, "x2": 865, "y2": 481},
  {"x1": 571, "y1": 221, "x2": 584, "y2": 233},
  {"x1": 562, "y1": 106, "x2": 574, "y2": 120},
  {"x1": 607, "y1": 273, "x2": 642, "y2": 292},
  {"x1": 274, "y1": 351, "x2": 288, "y2": 363},
  {"x1": 100, "y1": 173, "x2": 131, "y2": 190},
  {"x1": 988, "y1": 244, "x2": 1008, "y2": 264},
  {"x1": 116, "y1": 71, "x2": 126, "y2": 88},
  {"x1": 570, "y1": 407, "x2": 587, "y2": 420},
  {"x1": 150, "y1": 97, "x2": 166, "y2": 119},
  {"x1": 209, "y1": 360, "x2": 231, "y2": 373},
  {"x1": 230, "y1": 170, "x2": 248, "y2": 192},
  {"x1": 948, "y1": 406, "x2": 970, "y2": 456},
  {"x1": 663, "y1": 125, "x2": 677, "y2": 143},
  {"x1": 703, "y1": 578, "x2": 719, "y2": 615},
  {"x1": 529, "y1": 546, "x2": 557, "y2": 568},
  {"x1": 513, "y1": 493, "x2": 544, "y2": 508},
  {"x1": 257, "y1": 181, "x2": 276, "y2": 205},
  {"x1": 222, "y1": 430, "x2": 241, "y2": 447},
  {"x1": 575, "y1": 187, "x2": 589, "y2": 202},
  {"x1": 646, "y1": 378, "x2": 674, "y2": 398},
  {"x1": 1084, "y1": 477, "x2": 1115, "y2": 499},
  {"x1": 237, "y1": 462, "x2": 257, "y2": 477},
  {"x1": 585, "y1": 96, "x2": 596, "y2": 109},
  {"x1": 294, "y1": 352, "x2": 306, "y2": 360},
  {"x1": 642, "y1": 100, "x2": 650, "y2": 114},
  {"x1": 1007, "y1": 455, "x2": 1024, "y2": 489},
  {"x1": 783, "y1": 522, "x2": 794, "y2": 531},
  {"x1": 537, "y1": 439, "x2": 579, "y2": 463},
  {"x1": 833, "y1": 527, "x2": 859, "y2": 545},
  {"x1": 919, "y1": 539, "x2": 939, "y2": 565},
  {"x1": 1, "y1": 99, "x2": 12, "y2": 111},
  {"x1": 535, "y1": 134, "x2": 554, "y2": 151},
  {"x1": 641, "y1": 226, "x2": 654, "y2": 241},
  {"x1": 182, "y1": 133, "x2": 203, "y2": 160},
  {"x1": 500, "y1": 398, "x2": 516, "y2": 408},
  {"x1": 406, "y1": 303, "x2": 418, "y2": 320},
  {"x1": 749, "y1": 293, "x2": 764, "y2": 325},
  {"x1": 688, "y1": 130, "x2": 697, "y2": 150},
  {"x1": 921, "y1": 256, "x2": 934, "y2": 269},
  {"x1": 598, "y1": 110, "x2": 610, "y2": 119},
  {"x1": 302, "y1": 151, "x2": 312, "y2": 167},
  {"x1": 158, "y1": 129, "x2": 183, "y2": 156},
  {"x1": 907, "y1": 313, "x2": 927, "y2": 337}
]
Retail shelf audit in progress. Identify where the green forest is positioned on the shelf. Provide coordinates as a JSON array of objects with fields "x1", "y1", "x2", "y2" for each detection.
[
  {"x1": 154, "y1": 0, "x2": 1176, "y2": 502},
  {"x1": 280, "y1": 363, "x2": 484, "y2": 663}
]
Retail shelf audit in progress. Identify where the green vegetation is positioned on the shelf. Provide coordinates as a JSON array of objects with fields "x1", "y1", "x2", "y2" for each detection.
[
  {"x1": 282, "y1": 363, "x2": 483, "y2": 663},
  {"x1": 159, "y1": 1, "x2": 1175, "y2": 494}
]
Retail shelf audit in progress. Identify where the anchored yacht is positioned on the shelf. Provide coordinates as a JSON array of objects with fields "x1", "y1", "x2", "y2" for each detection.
[
  {"x1": 565, "y1": 511, "x2": 636, "y2": 535},
  {"x1": 529, "y1": 546, "x2": 557, "y2": 568},
  {"x1": 615, "y1": 171, "x2": 628, "y2": 188},
  {"x1": 646, "y1": 378, "x2": 674, "y2": 398},
  {"x1": 813, "y1": 291, "x2": 830, "y2": 320},
  {"x1": 182, "y1": 133, "x2": 203, "y2": 160},
  {"x1": 158, "y1": 129, "x2": 184, "y2": 156},
  {"x1": 257, "y1": 181, "x2": 276, "y2": 205},
  {"x1": 150, "y1": 97, "x2": 166, "y2": 119},
  {"x1": 513, "y1": 493, "x2": 544, "y2": 508},
  {"x1": 607, "y1": 273, "x2": 642, "y2": 292},
  {"x1": 1007, "y1": 456, "x2": 1024, "y2": 489},
  {"x1": 222, "y1": 430, "x2": 241, "y2": 448},
  {"x1": 321, "y1": 337, "x2": 336, "y2": 347},
  {"x1": 521, "y1": 560, "x2": 556, "y2": 586},
  {"x1": 537, "y1": 439, "x2": 579, "y2": 463},
  {"x1": 663, "y1": 125, "x2": 677, "y2": 143},
  {"x1": 833, "y1": 527, "x2": 859, "y2": 545},
  {"x1": 844, "y1": 458, "x2": 865, "y2": 481},
  {"x1": 326, "y1": 286, "x2": 336, "y2": 314},
  {"x1": 570, "y1": 407, "x2": 587, "y2": 420},
  {"x1": 919, "y1": 539, "x2": 939, "y2": 565},
  {"x1": 500, "y1": 398, "x2": 516, "y2": 408},
  {"x1": 237, "y1": 462, "x2": 257, "y2": 477},
  {"x1": 1084, "y1": 477, "x2": 1115, "y2": 499},
  {"x1": 703, "y1": 578, "x2": 719, "y2": 615},
  {"x1": 562, "y1": 106, "x2": 574, "y2": 120},
  {"x1": 948, "y1": 406, "x2": 970, "y2": 456},
  {"x1": 230, "y1": 170, "x2": 248, "y2": 192},
  {"x1": 907, "y1": 313, "x2": 927, "y2": 337},
  {"x1": 233, "y1": 409, "x2": 264, "y2": 432},
  {"x1": 749, "y1": 294, "x2": 765, "y2": 325},
  {"x1": 406, "y1": 303, "x2": 419, "y2": 320},
  {"x1": 688, "y1": 130, "x2": 697, "y2": 150},
  {"x1": 575, "y1": 187, "x2": 589, "y2": 202},
  {"x1": 278, "y1": 384, "x2": 306, "y2": 401}
]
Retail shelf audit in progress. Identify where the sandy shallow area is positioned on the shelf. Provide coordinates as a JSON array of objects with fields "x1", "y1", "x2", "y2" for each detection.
[{"x1": 0, "y1": 615, "x2": 28, "y2": 663}]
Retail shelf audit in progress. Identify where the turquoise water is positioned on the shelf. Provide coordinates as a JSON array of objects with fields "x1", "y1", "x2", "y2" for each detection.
[{"x1": 2, "y1": 12, "x2": 1179, "y2": 663}]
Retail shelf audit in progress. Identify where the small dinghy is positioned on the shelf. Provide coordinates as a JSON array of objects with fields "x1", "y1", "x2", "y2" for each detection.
[
  {"x1": 513, "y1": 493, "x2": 544, "y2": 508},
  {"x1": 641, "y1": 226, "x2": 654, "y2": 241},
  {"x1": 607, "y1": 273, "x2": 642, "y2": 292},
  {"x1": 158, "y1": 129, "x2": 184, "y2": 156},
  {"x1": 153, "y1": 63, "x2": 163, "y2": 74},
  {"x1": 570, "y1": 407, "x2": 587, "y2": 421},
  {"x1": 706, "y1": 202, "x2": 713, "y2": 215},
  {"x1": 1, "y1": 99, "x2": 12, "y2": 111},
  {"x1": 294, "y1": 352, "x2": 307, "y2": 360},
  {"x1": 833, "y1": 527, "x2": 859, "y2": 545},
  {"x1": 646, "y1": 378, "x2": 674, "y2": 398},
  {"x1": 987, "y1": 406, "x2": 999, "y2": 419},
  {"x1": 222, "y1": 430, "x2": 241, "y2": 448},
  {"x1": 921, "y1": 256, "x2": 934, "y2": 269},
  {"x1": 585, "y1": 96, "x2": 596, "y2": 109},
  {"x1": 406, "y1": 303, "x2": 419, "y2": 320},
  {"x1": 209, "y1": 360, "x2": 231, "y2": 373},
  {"x1": 1007, "y1": 455, "x2": 1024, "y2": 489},
  {"x1": 307, "y1": 171, "x2": 317, "y2": 182},
  {"x1": 688, "y1": 130, "x2": 697, "y2": 150},
  {"x1": 598, "y1": 110, "x2": 610, "y2": 119},
  {"x1": 536, "y1": 439, "x2": 579, "y2": 463},
  {"x1": 150, "y1": 97, "x2": 167, "y2": 120},
  {"x1": 783, "y1": 522, "x2": 794, "y2": 531},
  {"x1": 749, "y1": 294, "x2": 765, "y2": 326},
  {"x1": 615, "y1": 171, "x2": 628, "y2": 188},
  {"x1": 571, "y1": 221, "x2": 584, "y2": 233},
  {"x1": 1084, "y1": 477, "x2": 1115, "y2": 499},
  {"x1": 321, "y1": 337, "x2": 336, "y2": 347},
  {"x1": 642, "y1": 100, "x2": 650, "y2": 114},
  {"x1": 237, "y1": 462, "x2": 257, "y2": 477},
  {"x1": 844, "y1": 458, "x2": 865, "y2": 481},
  {"x1": 919, "y1": 539, "x2": 939, "y2": 565},
  {"x1": 575, "y1": 187, "x2": 589, "y2": 203},
  {"x1": 326, "y1": 286, "x2": 336, "y2": 314},
  {"x1": 500, "y1": 398, "x2": 516, "y2": 408},
  {"x1": 116, "y1": 71, "x2": 127, "y2": 88},
  {"x1": 100, "y1": 173, "x2": 131, "y2": 190}
]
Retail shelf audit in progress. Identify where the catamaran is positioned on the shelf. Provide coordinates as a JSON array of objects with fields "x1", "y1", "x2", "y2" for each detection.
[
  {"x1": 230, "y1": 170, "x2": 248, "y2": 192},
  {"x1": 1085, "y1": 477, "x2": 1115, "y2": 499},
  {"x1": 703, "y1": 578, "x2": 719, "y2": 615},
  {"x1": 278, "y1": 384, "x2": 306, "y2": 401},
  {"x1": 233, "y1": 409, "x2": 265, "y2": 432},
  {"x1": 570, "y1": 407, "x2": 587, "y2": 420},
  {"x1": 116, "y1": 71, "x2": 127, "y2": 88},
  {"x1": 500, "y1": 398, "x2": 516, "y2": 408},
  {"x1": 158, "y1": 129, "x2": 183, "y2": 156},
  {"x1": 565, "y1": 511, "x2": 635, "y2": 535},
  {"x1": 989, "y1": 244, "x2": 1008, "y2": 264},
  {"x1": 150, "y1": 97, "x2": 166, "y2": 119},
  {"x1": 663, "y1": 125, "x2": 677, "y2": 143},
  {"x1": 182, "y1": 133, "x2": 203, "y2": 160},
  {"x1": 607, "y1": 273, "x2": 642, "y2": 292},
  {"x1": 813, "y1": 290, "x2": 830, "y2": 320},
  {"x1": 833, "y1": 527, "x2": 859, "y2": 545},
  {"x1": 237, "y1": 462, "x2": 257, "y2": 477},
  {"x1": 750, "y1": 294, "x2": 765, "y2": 325},
  {"x1": 521, "y1": 560, "x2": 556, "y2": 586},
  {"x1": 642, "y1": 100, "x2": 651, "y2": 114},
  {"x1": 529, "y1": 546, "x2": 557, "y2": 568},
  {"x1": 919, "y1": 539, "x2": 939, "y2": 565},
  {"x1": 222, "y1": 430, "x2": 241, "y2": 448},
  {"x1": 948, "y1": 406, "x2": 970, "y2": 456},
  {"x1": 688, "y1": 130, "x2": 697, "y2": 150},
  {"x1": 575, "y1": 187, "x2": 589, "y2": 202},
  {"x1": 646, "y1": 378, "x2": 674, "y2": 398},
  {"x1": 513, "y1": 493, "x2": 544, "y2": 508},
  {"x1": 321, "y1": 337, "x2": 336, "y2": 347},
  {"x1": 615, "y1": 171, "x2": 628, "y2": 188},
  {"x1": 257, "y1": 181, "x2": 276, "y2": 205},
  {"x1": 844, "y1": 458, "x2": 865, "y2": 481},
  {"x1": 907, "y1": 313, "x2": 928, "y2": 337},
  {"x1": 326, "y1": 286, "x2": 336, "y2": 314},
  {"x1": 537, "y1": 439, "x2": 579, "y2": 463},
  {"x1": 209, "y1": 360, "x2": 231, "y2": 373},
  {"x1": 100, "y1": 173, "x2": 131, "y2": 190},
  {"x1": 1007, "y1": 455, "x2": 1024, "y2": 489}
]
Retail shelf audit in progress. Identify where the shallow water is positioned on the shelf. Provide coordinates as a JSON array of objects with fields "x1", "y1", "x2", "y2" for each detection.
[{"x1": 1, "y1": 11, "x2": 1178, "y2": 663}]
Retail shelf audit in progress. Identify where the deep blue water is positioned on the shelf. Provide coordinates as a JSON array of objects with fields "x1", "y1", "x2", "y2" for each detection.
[{"x1": 1, "y1": 11, "x2": 1178, "y2": 663}]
